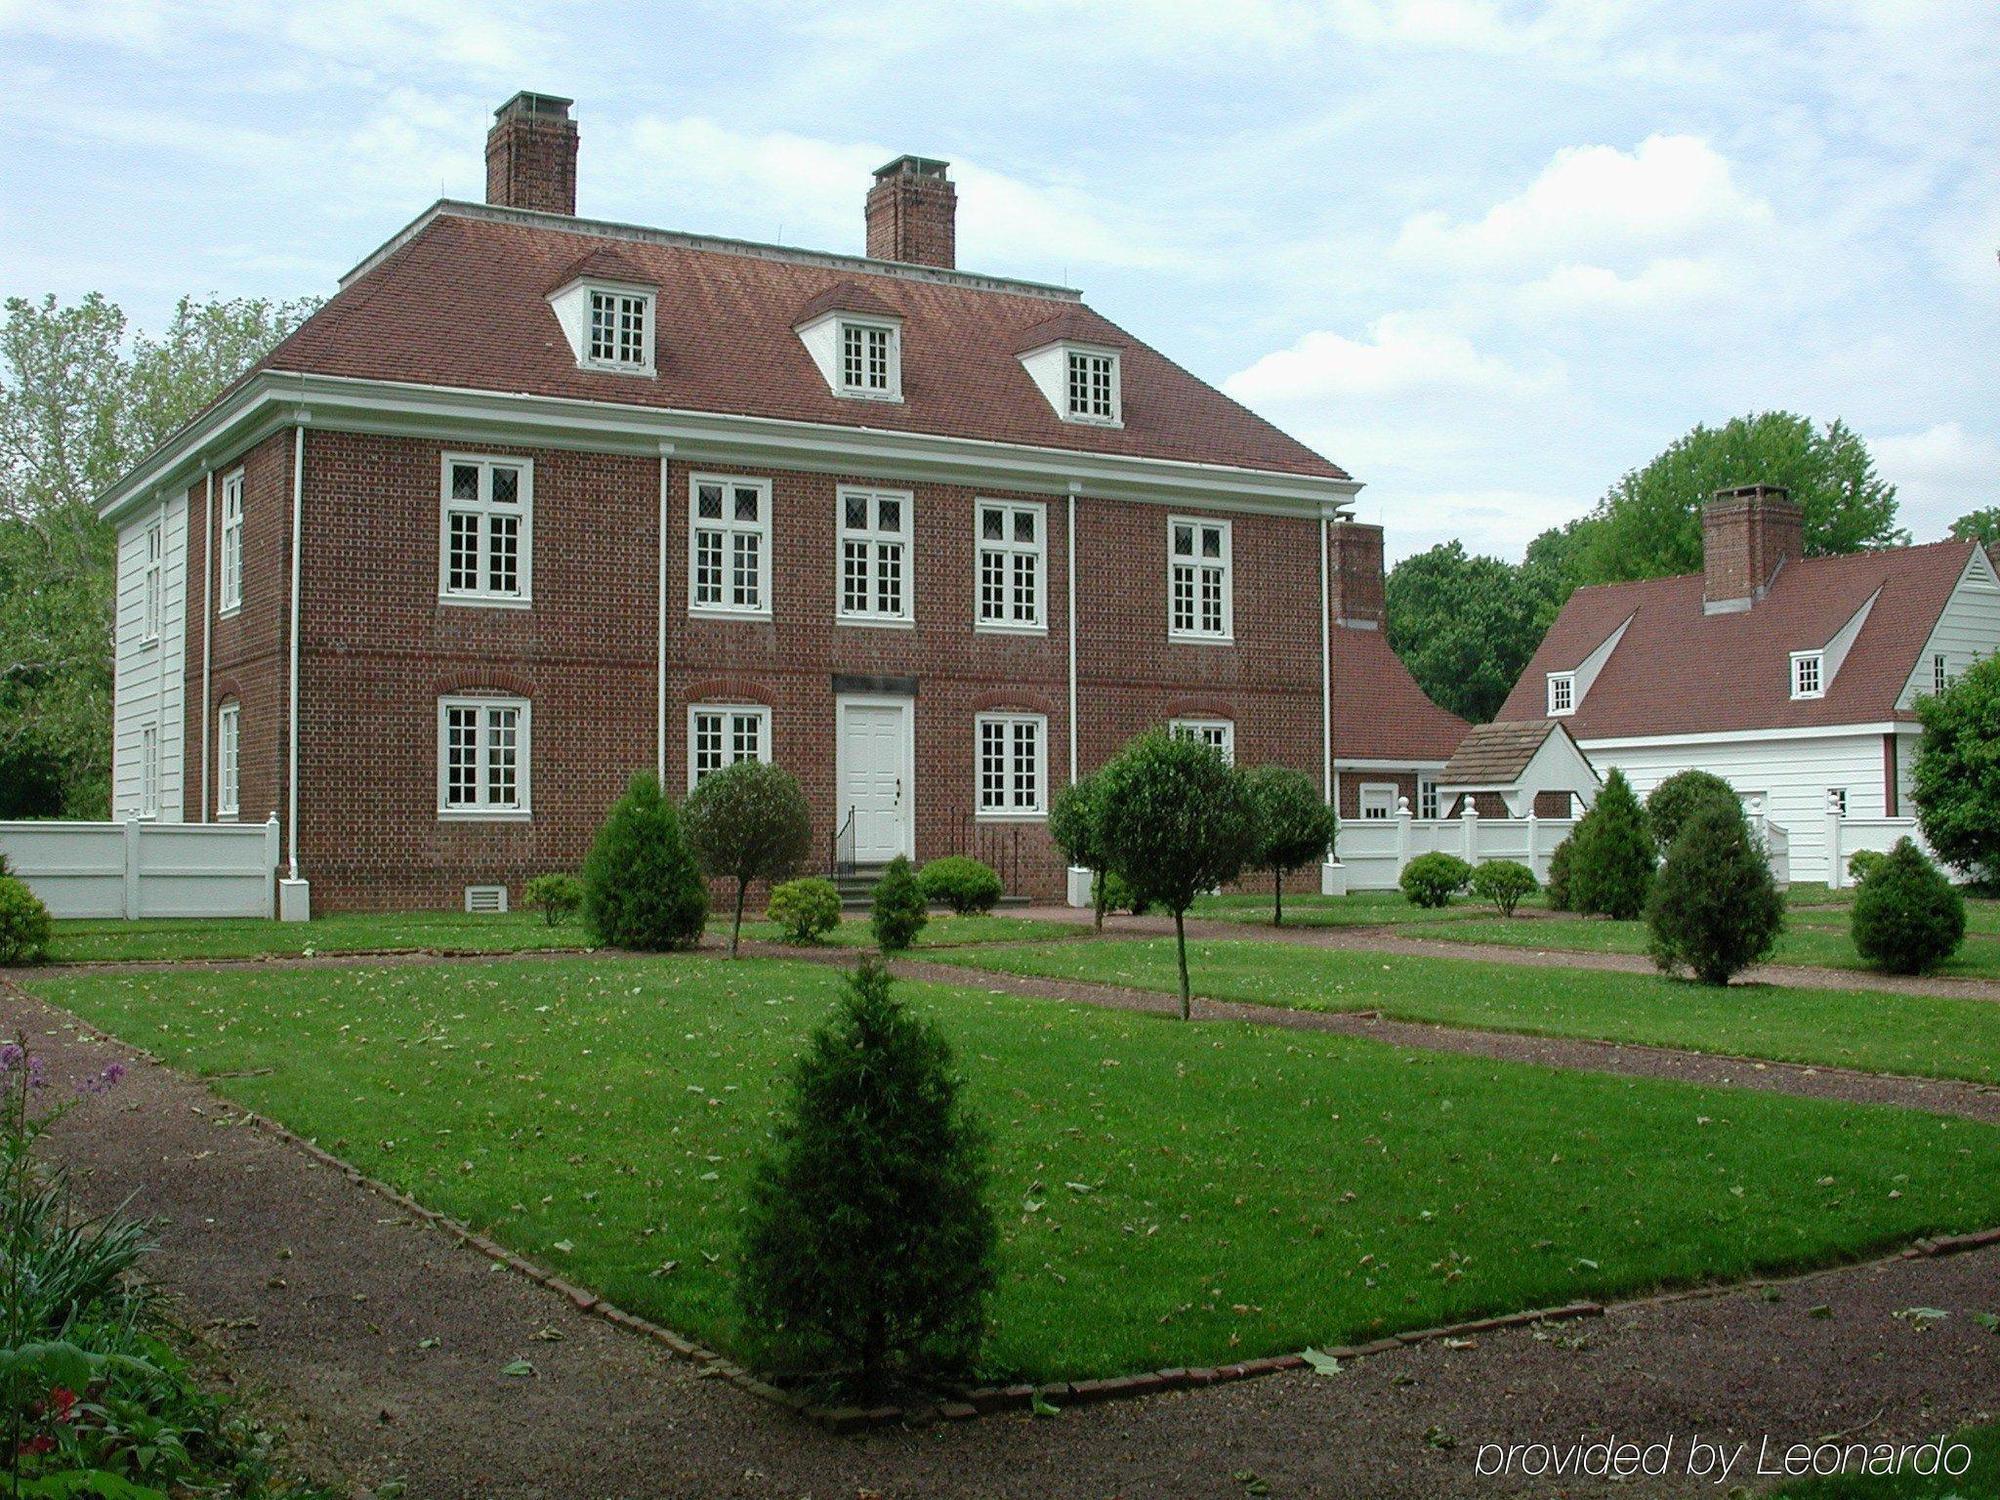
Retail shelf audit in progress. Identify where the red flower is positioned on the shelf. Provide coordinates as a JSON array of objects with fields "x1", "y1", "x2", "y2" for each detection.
[
  {"x1": 47, "y1": 1387, "x2": 76, "y2": 1422},
  {"x1": 19, "y1": 1434, "x2": 54, "y2": 1456}
]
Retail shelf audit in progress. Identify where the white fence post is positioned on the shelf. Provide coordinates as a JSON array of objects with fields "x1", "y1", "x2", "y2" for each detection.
[
  {"x1": 122, "y1": 815, "x2": 142, "y2": 919},
  {"x1": 1461, "y1": 799, "x2": 1479, "y2": 864},
  {"x1": 1825, "y1": 790, "x2": 1844, "y2": 890},
  {"x1": 1526, "y1": 809, "x2": 1539, "y2": 878},
  {"x1": 263, "y1": 813, "x2": 282, "y2": 918},
  {"x1": 1396, "y1": 796, "x2": 1413, "y2": 881}
]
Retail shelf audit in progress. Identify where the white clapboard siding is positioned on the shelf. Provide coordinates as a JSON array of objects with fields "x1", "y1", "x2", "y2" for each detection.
[
  {"x1": 1900, "y1": 545, "x2": 2000, "y2": 709},
  {"x1": 111, "y1": 496, "x2": 190, "y2": 822},
  {"x1": 0, "y1": 817, "x2": 278, "y2": 919}
]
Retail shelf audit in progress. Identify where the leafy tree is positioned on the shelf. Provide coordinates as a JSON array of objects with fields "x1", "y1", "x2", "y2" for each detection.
[
  {"x1": 1385, "y1": 541, "x2": 1555, "y2": 722},
  {"x1": 1469, "y1": 858, "x2": 1537, "y2": 917},
  {"x1": 1850, "y1": 838, "x2": 1965, "y2": 975},
  {"x1": 1400, "y1": 851, "x2": 1471, "y2": 909},
  {"x1": 683, "y1": 760, "x2": 812, "y2": 956},
  {"x1": 1518, "y1": 515, "x2": 1598, "y2": 616},
  {"x1": 739, "y1": 959, "x2": 998, "y2": 1399},
  {"x1": 1645, "y1": 802, "x2": 1784, "y2": 984},
  {"x1": 1568, "y1": 769, "x2": 1654, "y2": 919},
  {"x1": 1912, "y1": 655, "x2": 2000, "y2": 885},
  {"x1": 1644, "y1": 769, "x2": 1741, "y2": 853},
  {"x1": 0, "y1": 293, "x2": 316, "y2": 815},
  {"x1": 766, "y1": 877, "x2": 842, "y2": 945},
  {"x1": 1096, "y1": 731, "x2": 1257, "y2": 1019},
  {"x1": 1240, "y1": 764, "x2": 1336, "y2": 925},
  {"x1": 870, "y1": 854, "x2": 927, "y2": 952},
  {"x1": 1049, "y1": 773, "x2": 1113, "y2": 928},
  {"x1": 581, "y1": 772, "x2": 709, "y2": 950},
  {"x1": 1948, "y1": 508, "x2": 2000, "y2": 547}
]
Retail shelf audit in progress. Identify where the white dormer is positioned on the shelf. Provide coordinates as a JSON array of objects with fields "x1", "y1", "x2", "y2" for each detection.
[
  {"x1": 1544, "y1": 611, "x2": 1632, "y2": 719},
  {"x1": 1792, "y1": 586, "x2": 1879, "y2": 700},
  {"x1": 547, "y1": 267, "x2": 658, "y2": 377},
  {"x1": 1020, "y1": 339, "x2": 1122, "y2": 426},
  {"x1": 1547, "y1": 672, "x2": 1575, "y2": 715},
  {"x1": 794, "y1": 283, "x2": 905, "y2": 403}
]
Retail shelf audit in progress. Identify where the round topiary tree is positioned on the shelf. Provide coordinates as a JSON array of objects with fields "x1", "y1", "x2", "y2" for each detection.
[
  {"x1": 1850, "y1": 837, "x2": 1966, "y2": 975},
  {"x1": 0, "y1": 876, "x2": 53, "y2": 966},
  {"x1": 739, "y1": 959, "x2": 998, "y2": 1399},
  {"x1": 917, "y1": 856, "x2": 1002, "y2": 915},
  {"x1": 1644, "y1": 801, "x2": 1784, "y2": 984},
  {"x1": 683, "y1": 761, "x2": 813, "y2": 957},
  {"x1": 1469, "y1": 858, "x2": 1538, "y2": 917},
  {"x1": 1050, "y1": 773, "x2": 1113, "y2": 928},
  {"x1": 1569, "y1": 768, "x2": 1655, "y2": 920},
  {"x1": 1096, "y1": 731, "x2": 1257, "y2": 1020},
  {"x1": 581, "y1": 772, "x2": 709, "y2": 951},
  {"x1": 1644, "y1": 769, "x2": 1741, "y2": 854},
  {"x1": 1400, "y1": 851, "x2": 1472, "y2": 909},
  {"x1": 1240, "y1": 765, "x2": 1337, "y2": 927},
  {"x1": 871, "y1": 854, "x2": 928, "y2": 952},
  {"x1": 1913, "y1": 654, "x2": 2000, "y2": 886}
]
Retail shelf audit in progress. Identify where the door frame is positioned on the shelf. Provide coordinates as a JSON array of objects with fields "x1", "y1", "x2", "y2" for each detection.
[{"x1": 834, "y1": 693, "x2": 915, "y2": 863}]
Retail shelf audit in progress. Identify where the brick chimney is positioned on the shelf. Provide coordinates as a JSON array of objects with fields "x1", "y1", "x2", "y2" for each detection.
[
  {"x1": 1328, "y1": 520, "x2": 1387, "y2": 628},
  {"x1": 1702, "y1": 484, "x2": 1803, "y2": 613},
  {"x1": 485, "y1": 92, "x2": 578, "y2": 215},
  {"x1": 866, "y1": 156, "x2": 956, "y2": 268}
]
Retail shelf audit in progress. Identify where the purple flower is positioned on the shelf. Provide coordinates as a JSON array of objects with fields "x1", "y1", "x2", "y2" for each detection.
[
  {"x1": 0, "y1": 1043, "x2": 22, "y2": 1073},
  {"x1": 102, "y1": 1062, "x2": 126, "y2": 1085}
]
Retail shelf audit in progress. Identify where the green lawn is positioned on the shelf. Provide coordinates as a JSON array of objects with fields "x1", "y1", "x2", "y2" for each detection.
[
  {"x1": 1192, "y1": 890, "x2": 1536, "y2": 928},
  {"x1": 1770, "y1": 1421, "x2": 1999, "y2": 1498},
  {"x1": 40, "y1": 910, "x2": 1073, "y2": 964},
  {"x1": 924, "y1": 938, "x2": 2000, "y2": 1084},
  {"x1": 25, "y1": 955, "x2": 2000, "y2": 1383}
]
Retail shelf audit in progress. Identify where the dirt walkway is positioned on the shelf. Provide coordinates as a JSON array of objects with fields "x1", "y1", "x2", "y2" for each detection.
[{"x1": 9, "y1": 981, "x2": 2000, "y2": 1499}]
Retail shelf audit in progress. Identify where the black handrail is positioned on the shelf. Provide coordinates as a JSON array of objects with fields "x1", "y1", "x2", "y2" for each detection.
[{"x1": 829, "y1": 806, "x2": 857, "y2": 878}]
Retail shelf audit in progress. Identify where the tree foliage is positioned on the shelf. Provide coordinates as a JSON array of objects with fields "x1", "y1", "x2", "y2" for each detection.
[
  {"x1": 1948, "y1": 508, "x2": 2000, "y2": 548},
  {"x1": 683, "y1": 760, "x2": 812, "y2": 955},
  {"x1": 1568, "y1": 769, "x2": 1655, "y2": 919},
  {"x1": 581, "y1": 773, "x2": 709, "y2": 950},
  {"x1": 738, "y1": 960, "x2": 998, "y2": 1398},
  {"x1": 917, "y1": 856, "x2": 1002, "y2": 915},
  {"x1": 1385, "y1": 541, "x2": 1559, "y2": 723},
  {"x1": 767, "y1": 877, "x2": 842, "y2": 945},
  {"x1": 1849, "y1": 838, "x2": 1965, "y2": 975},
  {"x1": 1401, "y1": 851, "x2": 1472, "y2": 909},
  {"x1": 0, "y1": 876, "x2": 52, "y2": 965},
  {"x1": 1911, "y1": 655, "x2": 2000, "y2": 886},
  {"x1": 0, "y1": 292, "x2": 316, "y2": 815},
  {"x1": 1469, "y1": 858, "x2": 1537, "y2": 917},
  {"x1": 1049, "y1": 773, "x2": 1112, "y2": 928},
  {"x1": 1645, "y1": 802, "x2": 1784, "y2": 984},
  {"x1": 1240, "y1": 764, "x2": 1335, "y2": 925},
  {"x1": 870, "y1": 855, "x2": 927, "y2": 952},
  {"x1": 1644, "y1": 769, "x2": 1742, "y2": 853}
]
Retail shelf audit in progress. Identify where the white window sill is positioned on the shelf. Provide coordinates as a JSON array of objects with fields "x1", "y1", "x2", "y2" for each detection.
[
  {"x1": 689, "y1": 606, "x2": 773, "y2": 623},
  {"x1": 1168, "y1": 631, "x2": 1235, "y2": 646},
  {"x1": 440, "y1": 594, "x2": 534, "y2": 611},
  {"x1": 975, "y1": 621, "x2": 1049, "y2": 637},
  {"x1": 976, "y1": 810, "x2": 1047, "y2": 823},
  {"x1": 1791, "y1": 692, "x2": 1825, "y2": 701},
  {"x1": 576, "y1": 359, "x2": 656, "y2": 378},
  {"x1": 218, "y1": 605, "x2": 241, "y2": 620},
  {"x1": 836, "y1": 614, "x2": 916, "y2": 630},
  {"x1": 836, "y1": 388, "x2": 904, "y2": 403},
  {"x1": 1063, "y1": 413, "x2": 1124, "y2": 429},
  {"x1": 217, "y1": 811, "x2": 239, "y2": 822},
  {"x1": 1548, "y1": 707, "x2": 1575, "y2": 717},
  {"x1": 138, "y1": 637, "x2": 160, "y2": 650},
  {"x1": 437, "y1": 808, "x2": 533, "y2": 823}
]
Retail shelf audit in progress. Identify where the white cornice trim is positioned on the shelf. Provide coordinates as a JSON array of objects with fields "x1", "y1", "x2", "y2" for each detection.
[
  {"x1": 1579, "y1": 721, "x2": 1909, "y2": 751},
  {"x1": 99, "y1": 370, "x2": 1361, "y2": 524}
]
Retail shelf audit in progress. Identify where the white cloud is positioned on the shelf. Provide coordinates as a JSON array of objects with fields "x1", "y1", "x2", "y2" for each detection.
[
  {"x1": 1225, "y1": 311, "x2": 1555, "y2": 405},
  {"x1": 1513, "y1": 256, "x2": 1729, "y2": 317},
  {"x1": 1870, "y1": 422, "x2": 2000, "y2": 541},
  {"x1": 1368, "y1": 487, "x2": 1590, "y2": 564}
]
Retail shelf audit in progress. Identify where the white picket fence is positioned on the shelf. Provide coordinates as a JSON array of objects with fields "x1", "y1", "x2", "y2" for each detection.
[
  {"x1": 0, "y1": 816, "x2": 280, "y2": 919},
  {"x1": 1821, "y1": 809, "x2": 1928, "y2": 889}
]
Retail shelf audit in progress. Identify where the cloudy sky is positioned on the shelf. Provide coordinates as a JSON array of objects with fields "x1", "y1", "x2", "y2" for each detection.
[{"x1": 2, "y1": 0, "x2": 1993, "y2": 560}]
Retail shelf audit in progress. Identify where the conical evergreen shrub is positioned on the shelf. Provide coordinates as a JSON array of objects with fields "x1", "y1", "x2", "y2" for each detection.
[
  {"x1": 1645, "y1": 801, "x2": 1784, "y2": 984},
  {"x1": 581, "y1": 772, "x2": 709, "y2": 950},
  {"x1": 1569, "y1": 768, "x2": 1655, "y2": 919},
  {"x1": 870, "y1": 854, "x2": 928, "y2": 952}
]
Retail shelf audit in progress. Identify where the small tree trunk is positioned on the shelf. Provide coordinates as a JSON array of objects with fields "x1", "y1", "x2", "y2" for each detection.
[
  {"x1": 1273, "y1": 868, "x2": 1285, "y2": 927},
  {"x1": 1173, "y1": 908, "x2": 1192, "y2": 1021},
  {"x1": 731, "y1": 877, "x2": 749, "y2": 958}
]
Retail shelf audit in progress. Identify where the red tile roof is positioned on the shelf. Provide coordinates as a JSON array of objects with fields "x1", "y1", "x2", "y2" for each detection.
[
  {"x1": 1332, "y1": 626, "x2": 1469, "y2": 762},
  {"x1": 259, "y1": 204, "x2": 1347, "y2": 481},
  {"x1": 1495, "y1": 540, "x2": 1978, "y2": 738}
]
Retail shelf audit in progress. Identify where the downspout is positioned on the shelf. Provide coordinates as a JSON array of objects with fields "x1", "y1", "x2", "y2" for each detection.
[
  {"x1": 198, "y1": 467, "x2": 213, "y2": 822},
  {"x1": 657, "y1": 443, "x2": 673, "y2": 786},
  {"x1": 1067, "y1": 481, "x2": 1080, "y2": 784},
  {"x1": 1319, "y1": 506, "x2": 1334, "y2": 805},
  {"x1": 286, "y1": 419, "x2": 306, "y2": 882}
]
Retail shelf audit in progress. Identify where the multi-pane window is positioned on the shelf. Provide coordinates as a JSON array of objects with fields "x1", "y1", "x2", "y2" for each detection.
[
  {"x1": 840, "y1": 321, "x2": 896, "y2": 395},
  {"x1": 441, "y1": 456, "x2": 532, "y2": 604},
  {"x1": 1547, "y1": 673, "x2": 1575, "y2": 714},
  {"x1": 1792, "y1": 651, "x2": 1823, "y2": 698},
  {"x1": 139, "y1": 723, "x2": 160, "y2": 817},
  {"x1": 689, "y1": 704, "x2": 772, "y2": 787},
  {"x1": 1168, "y1": 517, "x2": 1231, "y2": 640},
  {"x1": 219, "y1": 469, "x2": 244, "y2": 615},
  {"x1": 1359, "y1": 784, "x2": 1397, "y2": 820},
  {"x1": 977, "y1": 713, "x2": 1046, "y2": 817},
  {"x1": 1934, "y1": 653, "x2": 1949, "y2": 695},
  {"x1": 142, "y1": 519, "x2": 163, "y2": 641},
  {"x1": 976, "y1": 500, "x2": 1045, "y2": 630},
  {"x1": 1170, "y1": 718, "x2": 1235, "y2": 764},
  {"x1": 1065, "y1": 349, "x2": 1117, "y2": 422},
  {"x1": 587, "y1": 289, "x2": 651, "y2": 370},
  {"x1": 1418, "y1": 778, "x2": 1440, "y2": 820},
  {"x1": 216, "y1": 702, "x2": 240, "y2": 818},
  {"x1": 838, "y1": 488, "x2": 912, "y2": 623},
  {"x1": 438, "y1": 697, "x2": 529, "y2": 817},
  {"x1": 689, "y1": 476, "x2": 771, "y2": 616}
]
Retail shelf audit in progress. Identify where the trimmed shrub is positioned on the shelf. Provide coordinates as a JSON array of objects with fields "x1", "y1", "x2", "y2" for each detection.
[
  {"x1": 1644, "y1": 769, "x2": 1741, "y2": 853},
  {"x1": 0, "y1": 876, "x2": 52, "y2": 965},
  {"x1": 918, "y1": 856, "x2": 1002, "y2": 915},
  {"x1": 522, "y1": 872, "x2": 583, "y2": 927},
  {"x1": 767, "y1": 877, "x2": 842, "y2": 946},
  {"x1": 1469, "y1": 859, "x2": 1538, "y2": 917},
  {"x1": 1241, "y1": 764, "x2": 1337, "y2": 926},
  {"x1": 581, "y1": 772, "x2": 709, "y2": 951},
  {"x1": 1098, "y1": 870, "x2": 1151, "y2": 916},
  {"x1": 1400, "y1": 851, "x2": 1471, "y2": 909},
  {"x1": 684, "y1": 760, "x2": 813, "y2": 957},
  {"x1": 871, "y1": 855, "x2": 928, "y2": 952},
  {"x1": 1546, "y1": 836, "x2": 1575, "y2": 912},
  {"x1": 1847, "y1": 848, "x2": 1889, "y2": 886},
  {"x1": 1049, "y1": 774, "x2": 1112, "y2": 929},
  {"x1": 1850, "y1": 838, "x2": 1965, "y2": 975},
  {"x1": 1644, "y1": 802, "x2": 1784, "y2": 985},
  {"x1": 1569, "y1": 769, "x2": 1655, "y2": 920},
  {"x1": 739, "y1": 959, "x2": 998, "y2": 1399}
]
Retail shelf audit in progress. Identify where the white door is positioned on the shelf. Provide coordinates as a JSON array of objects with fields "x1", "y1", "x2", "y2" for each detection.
[{"x1": 838, "y1": 699, "x2": 911, "y2": 863}]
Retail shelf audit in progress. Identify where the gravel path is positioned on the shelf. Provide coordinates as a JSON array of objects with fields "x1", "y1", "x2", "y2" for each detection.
[{"x1": 8, "y1": 977, "x2": 2000, "y2": 1499}]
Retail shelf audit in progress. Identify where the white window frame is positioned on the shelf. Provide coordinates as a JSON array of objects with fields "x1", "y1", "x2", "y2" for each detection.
[
  {"x1": 1547, "y1": 672, "x2": 1575, "y2": 716},
  {"x1": 584, "y1": 285, "x2": 656, "y2": 375},
  {"x1": 1064, "y1": 347, "x2": 1121, "y2": 425},
  {"x1": 1167, "y1": 515, "x2": 1233, "y2": 643},
  {"x1": 141, "y1": 518, "x2": 163, "y2": 644},
  {"x1": 1934, "y1": 652, "x2": 1949, "y2": 696},
  {"x1": 1170, "y1": 717, "x2": 1235, "y2": 764},
  {"x1": 439, "y1": 454, "x2": 534, "y2": 607},
  {"x1": 688, "y1": 474, "x2": 772, "y2": 620},
  {"x1": 216, "y1": 702, "x2": 240, "y2": 819},
  {"x1": 974, "y1": 498, "x2": 1047, "y2": 633},
  {"x1": 139, "y1": 722, "x2": 160, "y2": 818},
  {"x1": 1791, "y1": 650, "x2": 1824, "y2": 699},
  {"x1": 1418, "y1": 777, "x2": 1440, "y2": 820},
  {"x1": 976, "y1": 711, "x2": 1048, "y2": 820},
  {"x1": 1827, "y1": 786, "x2": 1848, "y2": 816},
  {"x1": 836, "y1": 485, "x2": 915, "y2": 626},
  {"x1": 1358, "y1": 782, "x2": 1398, "y2": 820},
  {"x1": 218, "y1": 468, "x2": 244, "y2": 617},
  {"x1": 687, "y1": 703, "x2": 773, "y2": 790},
  {"x1": 436, "y1": 695, "x2": 532, "y2": 821},
  {"x1": 838, "y1": 317, "x2": 902, "y2": 401}
]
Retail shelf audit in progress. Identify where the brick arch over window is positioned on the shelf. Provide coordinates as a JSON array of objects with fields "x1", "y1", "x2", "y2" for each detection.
[
  {"x1": 431, "y1": 671, "x2": 536, "y2": 699},
  {"x1": 1163, "y1": 696, "x2": 1236, "y2": 721},
  {"x1": 683, "y1": 678, "x2": 777, "y2": 707},
  {"x1": 971, "y1": 688, "x2": 1057, "y2": 716},
  {"x1": 210, "y1": 675, "x2": 245, "y2": 710}
]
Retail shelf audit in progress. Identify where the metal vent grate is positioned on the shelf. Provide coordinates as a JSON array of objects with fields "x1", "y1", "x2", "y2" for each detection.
[{"x1": 464, "y1": 884, "x2": 509, "y2": 914}]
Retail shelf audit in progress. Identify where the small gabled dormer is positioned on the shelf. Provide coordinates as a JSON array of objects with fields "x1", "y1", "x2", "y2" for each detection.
[
  {"x1": 1545, "y1": 611, "x2": 1633, "y2": 719},
  {"x1": 794, "y1": 283, "x2": 904, "y2": 402},
  {"x1": 1791, "y1": 586, "x2": 1879, "y2": 700},
  {"x1": 546, "y1": 248, "x2": 658, "y2": 377},
  {"x1": 1017, "y1": 310, "x2": 1124, "y2": 427}
]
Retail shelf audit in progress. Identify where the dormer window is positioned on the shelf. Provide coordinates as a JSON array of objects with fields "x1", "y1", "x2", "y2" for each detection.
[
  {"x1": 794, "y1": 284, "x2": 905, "y2": 403},
  {"x1": 1066, "y1": 349, "x2": 1118, "y2": 422},
  {"x1": 547, "y1": 255, "x2": 659, "y2": 377},
  {"x1": 1018, "y1": 329, "x2": 1124, "y2": 427},
  {"x1": 1547, "y1": 673, "x2": 1575, "y2": 716},
  {"x1": 838, "y1": 319, "x2": 900, "y2": 398},
  {"x1": 1791, "y1": 651, "x2": 1824, "y2": 699},
  {"x1": 587, "y1": 289, "x2": 651, "y2": 369}
]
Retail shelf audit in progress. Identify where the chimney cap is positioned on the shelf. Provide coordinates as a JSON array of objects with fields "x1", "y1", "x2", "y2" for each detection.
[
  {"x1": 494, "y1": 91, "x2": 574, "y2": 122},
  {"x1": 873, "y1": 154, "x2": 951, "y2": 181},
  {"x1": 1709, "y1": 483, "x2": 1794, "y2": 506}
]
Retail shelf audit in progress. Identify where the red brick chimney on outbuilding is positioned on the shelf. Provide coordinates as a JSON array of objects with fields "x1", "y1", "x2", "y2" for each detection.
[{"x1": 485, "y1": 92, "x2": 578, "y2": 216}]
